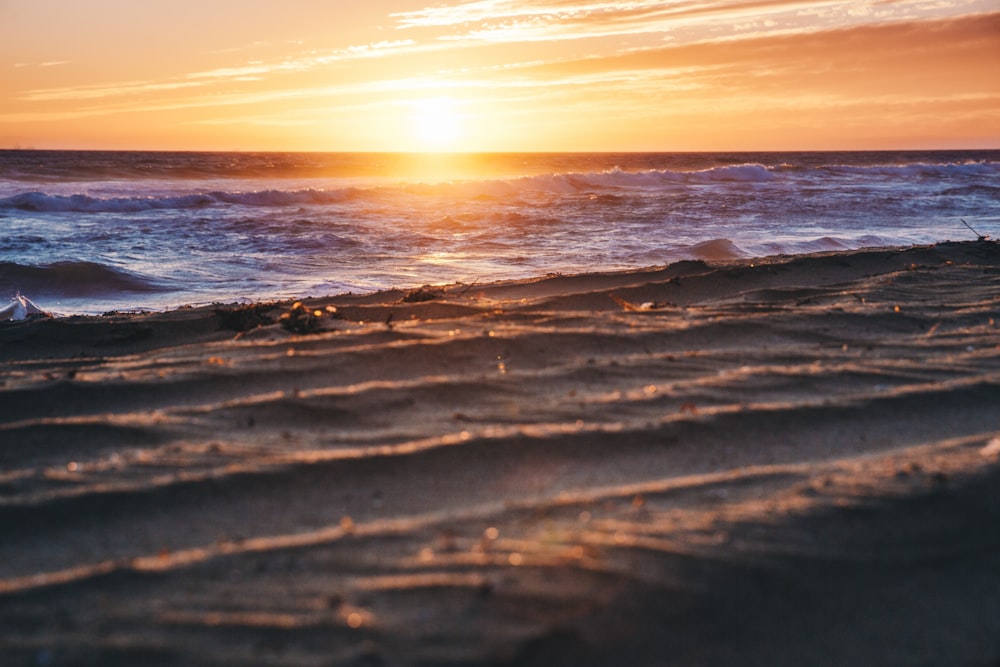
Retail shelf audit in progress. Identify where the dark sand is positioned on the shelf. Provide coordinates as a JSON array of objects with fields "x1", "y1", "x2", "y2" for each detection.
[{"x1": 2, "y1": 241, "x2": 999, "y2": 666}]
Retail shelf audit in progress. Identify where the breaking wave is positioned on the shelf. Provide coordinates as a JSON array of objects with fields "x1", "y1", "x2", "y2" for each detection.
[
  {"x1": 0, "y1": 261, "x2": 169, "y2": 298},
  {"x1": 3, "y1": 159, "x2": 997, "y2": 214},
  {"x1": 0, "y1": 189, "x2": 359, "y2": 214}
]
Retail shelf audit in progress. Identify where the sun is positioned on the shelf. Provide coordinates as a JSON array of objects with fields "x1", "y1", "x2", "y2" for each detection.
[{"x1": 410, "y1": 97, "x2": 463, "y2": 151}]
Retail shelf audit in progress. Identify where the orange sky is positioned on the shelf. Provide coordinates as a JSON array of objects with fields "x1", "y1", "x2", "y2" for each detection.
[{"x1": 2, "y1": 0, "x2": 998, "y2": 151}]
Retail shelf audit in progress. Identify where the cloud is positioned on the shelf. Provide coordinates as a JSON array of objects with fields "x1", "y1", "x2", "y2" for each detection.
[
  {"x1": 342, "y1": 10, "x2": 999, "y2": 130},
  {"x1": 13, "y1": 39, "x2": 420, "y2": 104},
  {"x1": 6, "y1": 2, "x2": 995, "y2": 148},
  {"x1": 13, "y1": 60, "x2": 72, "y2": 69},
  {"x1": 18, "y1": 80, "x2": 207, "y2": 102},
  {"x1": 391, "y1": 0, "x2": 998, "y2": 46}
]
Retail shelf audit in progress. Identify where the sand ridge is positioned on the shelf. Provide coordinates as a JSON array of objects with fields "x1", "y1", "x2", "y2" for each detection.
[{"x1": 1, "y1": 241, "x2": 999, "y2": 665}]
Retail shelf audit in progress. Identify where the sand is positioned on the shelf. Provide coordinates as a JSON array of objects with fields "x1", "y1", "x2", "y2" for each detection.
[{"x1": 1, "y1": 240, "x2": 999, "y2": 666}]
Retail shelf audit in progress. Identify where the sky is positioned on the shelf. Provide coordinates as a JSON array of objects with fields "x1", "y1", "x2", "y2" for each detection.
[{"x1": 1, "y1": 0, "x2": 998, "y2": 152}]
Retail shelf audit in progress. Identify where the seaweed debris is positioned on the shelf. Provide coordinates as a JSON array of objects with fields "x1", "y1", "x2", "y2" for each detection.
[
  {"x1": 402, "y1": 286, "x2": 445, "y2": 303},
  {"x1": 961, "y1": 219, "x2": 990, "y2": 242},
  {"x1": 280, "y1": 302, "x2": 340, "y2": 334},
  {"x1": 215, "y1": 303, "x2": 277, "y2": 332}
]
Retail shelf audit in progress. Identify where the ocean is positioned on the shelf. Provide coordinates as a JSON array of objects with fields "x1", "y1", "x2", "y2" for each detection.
[{"x1": 1, "y1": 149, "x2": 997, "y2": 316}]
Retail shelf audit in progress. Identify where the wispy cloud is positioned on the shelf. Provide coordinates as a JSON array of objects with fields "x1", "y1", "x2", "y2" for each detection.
[
  {"x1": 19, "y1": 80, "x2": 206, "y2": 102},
  {"x1": 14, "y1": 39, "x2": 420, "y2": 104},
  {"x1": 13, "y1": 60, "x2": 72, "y2": 69},
  {"x1": 12, "y1": 9, "x2": 996, "y2": 118},
  {"x1": 392, "y1": 0, "x2": 995, "y2": 45}
]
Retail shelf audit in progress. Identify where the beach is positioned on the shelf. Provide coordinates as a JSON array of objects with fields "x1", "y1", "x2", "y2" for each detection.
[{"x1": 2, "y1": 240, "x2": 999, "y2": 666}]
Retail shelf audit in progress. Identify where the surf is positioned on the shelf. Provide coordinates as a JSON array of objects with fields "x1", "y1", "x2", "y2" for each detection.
[{"x1": 0, "y1": 261, "x2": 169, "y2": 299}]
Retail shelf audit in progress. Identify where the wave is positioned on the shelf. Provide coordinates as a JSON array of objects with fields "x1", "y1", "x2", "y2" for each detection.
[
  {"x1": 939, "y1": 184, "x2": 1000, "y2": 198},
  {"x1": 0, "y1": 188, "x2": 359, "y2": 214},
  {"x1": 413, "y1": 159, "x2": 997, "y2": 199},
  {"x1": 0, "y1": 164, "x2": 781, "y2": 212},
  {"x1": 751, "y1": 235, "x2": 897, "y2": 257},
  {"x1": 817, "y1": 161, "x2": 1000, "y2": 179},
  {"x1": 679, "y1": 238, "x2": 750, "y2": 261},
  {"x1": 0, "y1": 261, "x2": 169, "y2": 298},
  {"x1": 517, "y1": 163, "x2": 779, "y2": 192},
  {"x1": 3, "y1": 159, "x2": 997, "y2": 213}
]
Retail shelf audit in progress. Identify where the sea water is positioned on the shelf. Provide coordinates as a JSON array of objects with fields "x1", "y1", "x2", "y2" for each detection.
[{"x1": 1, "y1": 150, "x2": 997, "y2": 315}]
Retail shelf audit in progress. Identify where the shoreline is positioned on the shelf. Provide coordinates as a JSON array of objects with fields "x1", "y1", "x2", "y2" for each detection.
[
  {"x1": 2, "y1": 240, "x2": 999, "y2": 665},
  {"x1": 3, "y1": 238, "x2": 993, "y2": 322}
]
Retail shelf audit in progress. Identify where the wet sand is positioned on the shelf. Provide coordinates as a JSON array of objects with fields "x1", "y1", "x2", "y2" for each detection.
[{"x1": 2, "y1": 241, "x2": 999, "y2": 666}]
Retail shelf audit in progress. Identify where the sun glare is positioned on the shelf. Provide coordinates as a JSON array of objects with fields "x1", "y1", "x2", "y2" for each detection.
[{"x1": 411, "y1": 97, "x2": 463, "y2": 151}]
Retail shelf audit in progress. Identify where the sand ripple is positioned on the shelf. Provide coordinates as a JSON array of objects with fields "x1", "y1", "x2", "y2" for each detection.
[{"x1": 1, "y1": 241, "x2": 999, "y2": 665}]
